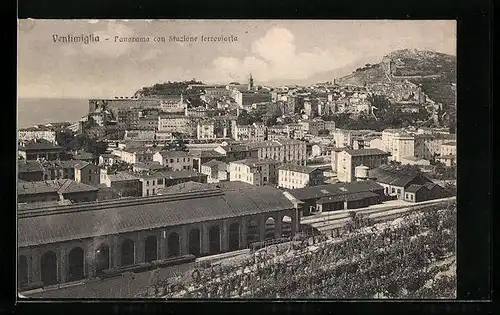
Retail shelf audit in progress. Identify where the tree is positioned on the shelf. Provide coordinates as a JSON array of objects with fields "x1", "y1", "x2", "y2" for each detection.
[{"x1": 55, "y1": 129, "x2": 76, "y2": 148}]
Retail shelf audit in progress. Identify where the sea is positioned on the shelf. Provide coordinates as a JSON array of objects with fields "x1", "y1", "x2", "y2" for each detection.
[{"x1": 17, "y1": 98, "x2": 89, "y2": 128}]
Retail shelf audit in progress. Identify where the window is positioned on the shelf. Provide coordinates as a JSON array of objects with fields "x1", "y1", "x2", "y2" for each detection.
[
  {"x1": 392, "y1": 188, "x2": 395, "y2": 193},
  {"x1": 152, "y1": 189, "x2": 155, "y2": 195},
  {"x1": 88, "y1": 175, "x2": 91, "y2": 181},
  {"x1": 397, "y1": 189, "x2": 401, "y2": 194},
  {"x1": 146, "y1": 180, "x2": 149, "y2": 186},
  {"x1": 146, "y1": 190, "x2": 149, "y2": 196},
  {"x1": 410, "y1": 194, "x2": 414, "y2": 200},
  {"x1": 170, "y1": 159, "x2": 174, "y2": 163}
]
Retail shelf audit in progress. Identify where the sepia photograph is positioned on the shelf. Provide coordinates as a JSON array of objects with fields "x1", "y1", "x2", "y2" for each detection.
[{"x1": 17, "y1": 19, "x2": 457, "y2": 299}]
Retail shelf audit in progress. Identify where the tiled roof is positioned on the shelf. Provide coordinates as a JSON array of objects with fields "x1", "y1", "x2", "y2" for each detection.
[
  {"x1": 202, "y1": 159, "x2": 228, "y2": 170},
  {"x1": 278, "y1": 164, "x2": 319, "y2": 174},
  {"x1": 155, "y1": 150, "x2": 190, "y2": 158},
  {"x1": 189, "y1": 150, "x2": 225, "y2": 158},
  {"x1": 74, "y1": 161, "x2": 93, "y2": 170},
  {"x1": 317, "y1": 191, "x2": 379, "y2": 204},
  {"x1": 19, "y1": 140, "x2": 62, "y2": 151},
  {"x1": 107, "y1": 172, "x2": 140, "y2": 182},
  {"x1": 162, "y1": 170, "x2": 206, "y2": 180},
  {"x1": 405, "y1": 184, "x2": 428, "y2": 193},
  {"x1": 18, "y1": 186, "x2": 294, "y2": 247},
  {"x1": 132, "y1": 162, "x2": 164, "y2": 170},
  {"x1": 288, "y1": 180, "x2": 384, "y2": 201},
  {"x1": 18, "y1": 160, "x2": 44, "y2": 173},
  {"x1": 100, "y1": 154, "x2": 120, "y2": 158},
  {"x1": 442, "y1": 141, "x2": 456, "y2": 146},
  {"x1": 17, "y1": 179, "x2": 98, "y2": 196},
  {"x1": 343, "y1": 148, "x2": 390, "y2": 157},
  {"x1": 231, "y1": 158, "x2": 280, "y2": 167},
  {"x1": 369, "y1": 165, "x2": 432, "y2": 188}
]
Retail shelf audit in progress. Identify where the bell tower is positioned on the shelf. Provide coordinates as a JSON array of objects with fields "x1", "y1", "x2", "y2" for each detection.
[{"x1": 248, "y1": 73, "x2": 254, "y2": 91}]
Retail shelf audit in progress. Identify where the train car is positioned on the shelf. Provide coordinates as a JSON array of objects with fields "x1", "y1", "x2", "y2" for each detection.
[{"x1": 98, "y1": 254, "x2": 196, "y2": 279}]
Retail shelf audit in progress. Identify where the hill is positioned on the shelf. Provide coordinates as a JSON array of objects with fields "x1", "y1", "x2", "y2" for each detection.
[{"x1": 337, "y1": 49, "x2": 456, "y2": 108}]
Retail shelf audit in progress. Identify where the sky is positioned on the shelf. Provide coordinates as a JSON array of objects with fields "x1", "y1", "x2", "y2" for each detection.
[{"x1": 18, "y1": 20, "x2": 456, "y2": 99}]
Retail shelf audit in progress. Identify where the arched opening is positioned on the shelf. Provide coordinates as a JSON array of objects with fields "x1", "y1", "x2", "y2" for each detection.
[
  {"x1": 40, "y1": 251, "x2": 57, "y2": 286},
  {"x1": 265, "y1": 217, "x2": 276, "y2": 241},
  {"x1": 209, "y1": 225, "x2": 221, "y2": 254},
  {"x1": 121, "y1": 239, "x2": 135, "y2": 266},
  {"x1": 188, "y1": 229, "x2": 201, "y2": 256},
  {"x1": 68, "y1": 247, "x2": 85, "y2": 281},
  {"x1": 95, "y1": 243, "x2": 110, "y2": 274},
  {"x1": 18, "y1": 255, "x2": 29, "y2": 287},
  {"x1": 145, "y1": 236, "x2": 158, "y2": 263},
  {"x1": 228, "y1": 223, "x2": 240, "y2": 251},
  {"x1": 167, "y1": 233, "x2": 180, "y2": 258},
  {"x1": 282, "y1": 216, "x2": 292, "y2": 238},
  {"x1": 246, "y1": 220, "x2": 259, "y2": 245}
]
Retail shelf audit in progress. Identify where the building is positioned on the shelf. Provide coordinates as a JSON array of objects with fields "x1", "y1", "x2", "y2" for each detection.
[
  {"x1": 196, "y1": 120, "x2": 216, "y2": 140},
  {"x1": 159, "y1": 98, "x2": 186, "y2": 114},
  {"x1": 152, "y1": 151, "x2": 192, "y2": 171},
  {"x1": 440, "y1": 141, "x2": 456, "y2": 157},
  {"x1": 119, "y1": 147, "x2": 158, "y2": 164},
  {"x1": 18, "y1": 127, "x2": 57, "y2": 144},
  {"x1": 436, "y1": 155, "x2": 456, "y2": 167},
  {"x1": 331, "y1": 129, "x2": 373, "y2": 148},
  {"x1": 246, "y1": 139, "x2": 307, "y2": 165},
  {"x1": 213, "y1": 144, "x2": 258, "y2": 162},
  {"x1": 131, "y1": 161, "x2": 166, "y2": 173},
  {"x1": 286, "y1": 180, "x2": 385, "y2": 216},
  {"x1": 400, "y1": 156, "x2": 431, "y2": 166},
  {"x1": 330, "y1": 148, "x2": 344, "y2": 172},
  {"x1": 381, "y1": 129, "x2": 415, "y2": 162},
  {"x1": 98, "y1": 154, "x2": 121, "y2": 166},
  {"x1": 157, "y1": 115, "x2": 193, "y2": 136},
  {"x1": 161, "y1": 170, "x2": 208, "y2": 187},
  {"x1": 188, "y1": 150, "x2": 226, "y2": 172},
  {"x1": 414, "y1": 133, "x2": 456, "y2": 160},
  {"x1": 124, "y1": 129, "x2": 156, "y2": 142},
  {"x1": 298, "y1": 119, "x2": 335, "y2": 136},
  {"x1": 115, "y1": 108, "x2": 140, "y2": 129},
  {"x1": 278, "y1": 164, "x2": 324, "y2": 189},
  {"x1": 231, "y1": 121, "x2": 267, "y2": 142},
  {"x1": 74, "y1": 161, "x2": 100, "y2": 187},
  {"x1": 18, "y1": 160, "x2": 45, "y2": 182},
  {"x1": 234, "y1": 91, "x2": 272, "y2": 107},
  {"x1": 17, "y1": 186, "x2": 299, "y2": 289},
  {"x1": 88, "y1": 98, "x2": 161, "y2": 113},
  {"x1": 18, "y1": 139, "x2": 64, "y2": 161},
  {"x1": 229, "y1": 158, "x2": 280, "y2": 186},
  {"x1": 17, "y1": 179, "x2": 99, "y2": 204},
  {"x1": 70, "y1": 150, "x2": 96, "y2": 164},
  {"x1": 337, "y1": 149, "x2": 391, "y2": 182},
  {"x1": 201, "y1": 160, "x2": 229, "y2": 183},
  {"x1": 404, "y1": 182, "x2": 449, "y2": 203},
  {"x1": 99, "y1": 171, "x2": 141, "y2": 197},
  {"x1": 137, "y1": 115, "x2": 158, "y2": 130},
  {"x1": 136, "y1": 172, "x2": 167, "y2": 197},
  {"x1": 368, "y1": 165, "x2": 434, "y2": 200},
  {"x1": 391, "y1": 133, "x2": 415, "y2": 163}
]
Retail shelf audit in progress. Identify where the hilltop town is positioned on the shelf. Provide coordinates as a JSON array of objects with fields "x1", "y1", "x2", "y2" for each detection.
[{"x1": 17, "y1": 48, "x2": 456, "y2": 299}]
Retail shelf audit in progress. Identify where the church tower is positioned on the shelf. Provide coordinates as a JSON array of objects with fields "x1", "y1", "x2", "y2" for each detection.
[{"x1": 248, "y1": 73, "x2": 254, "y2": 91}]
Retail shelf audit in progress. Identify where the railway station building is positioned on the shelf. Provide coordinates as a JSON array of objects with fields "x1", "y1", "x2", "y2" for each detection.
[{"x1": 17, "y1": 185, "x2": 299, "y2": 289}]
